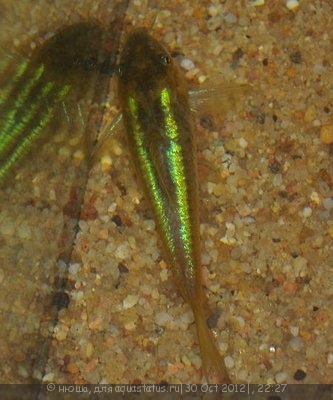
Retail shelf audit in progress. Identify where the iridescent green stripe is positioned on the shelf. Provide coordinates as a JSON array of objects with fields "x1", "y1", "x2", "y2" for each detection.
[
  {"x1": 128, "y1": 88, "x2": 194, "y2": 270},
  {"x1": 2, "y1": 81, "x2": 55, "y2": 149},
  {"x1": 0, "y1": 64, "x2": 45, "y2": 152},
  {"x1": 160, "y1": 87, "x2": 192, "y2": 259},
  {"x1": 0, "y1": 59, "x2": 29, "y2": 105},
  {"x1": 161, "y1": 88, "x2": 178, "y2": 139},
  {"x1": 128, "y1": 96, "x2": 174, "y2": 248},
  {"x1": 0, "y1": 80, "x2": 70, "y2": 182}
]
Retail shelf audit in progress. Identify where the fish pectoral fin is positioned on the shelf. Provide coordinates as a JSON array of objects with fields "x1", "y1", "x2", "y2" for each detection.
[
  {"x1": 189, "y1": 83, "x2": 252, "y2": 115},
  {"x1": 90, "y1": 112, "x2": 123, "y2": 164}
]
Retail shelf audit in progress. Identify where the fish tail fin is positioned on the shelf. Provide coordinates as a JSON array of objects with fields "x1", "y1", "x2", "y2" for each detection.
[{"x1": 192, "y1": 305, "x2": 231, "y2": 383}]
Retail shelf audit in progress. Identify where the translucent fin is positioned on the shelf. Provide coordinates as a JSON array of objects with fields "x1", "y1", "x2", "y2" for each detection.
[
  {"x1": 192, "y1": 304, "x2": 231, "y2": 384},
  {"x1": 189, "y1": 83, "x2": 252, "y2": 115},
  {"x1": 91, "y1": 112, "x2": 123, "y2": 162}
]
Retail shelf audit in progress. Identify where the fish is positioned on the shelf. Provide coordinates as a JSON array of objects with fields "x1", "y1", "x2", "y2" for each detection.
[
  {"x1": 0, "y1": 23, "x2": 99, "y2": 184},
  {"x1": 0, "y1": 0, "x2": 132, "y2": 186},
  {"x1": 0, "y1": 15, "x2": 131, "y2": 187},
  {"x1": 117, "y1": 28, "x2": 231, "y2": 383},
  {"x1": 0, "y1": 0, "x2": 129, "y2": 382}
]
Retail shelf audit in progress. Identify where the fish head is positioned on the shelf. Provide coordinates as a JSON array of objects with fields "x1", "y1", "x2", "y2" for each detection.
[{"x1": 118, "y1": 29, "x2": 174, "y2": 97}]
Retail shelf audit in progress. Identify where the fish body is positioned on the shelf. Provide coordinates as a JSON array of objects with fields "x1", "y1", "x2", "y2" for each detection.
[{"x1": 118, "y1": 29, "x2": 230, "y2": 383}]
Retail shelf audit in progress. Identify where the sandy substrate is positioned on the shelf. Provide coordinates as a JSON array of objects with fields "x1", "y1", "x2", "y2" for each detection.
[{"x1": 0, "y1": 0, "x2": 332, "y2": 385}]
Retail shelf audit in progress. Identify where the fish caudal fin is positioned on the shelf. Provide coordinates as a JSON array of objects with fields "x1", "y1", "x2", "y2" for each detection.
[{"x1": 193, "y1": 306, "x2": 231, "y2": 383}]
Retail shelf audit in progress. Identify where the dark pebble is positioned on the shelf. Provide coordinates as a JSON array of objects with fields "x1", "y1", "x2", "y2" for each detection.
[
  {"x1": 256, "y1": 112, "x2": 266, "y2": 124},
  {"x1": 290, "y1": 51, "x2": 302, "y2": 64},
  {"x1": 293, "y1": 368, "x2": 307, "y2": 381},
  {"x1": 295, "y1": 276, "x2": 311, "y2": 284},
  {"x1": 112, "y1": 214, "x2": 123, "y2": 226},
  {"x1": 52, "y1": 291, "x2": 70, "y2": 310},
  {"x1": 118, "y1": 262, "x2": 129, "y2": 273},
  {"x1": 155, "y1": 326, "x2": 165, "y2": 336},
  {"x1": 268, "y1": 158, "x2": 282, "y2": 174},
  {"x1": 200, "y1": 115, "x2": 214, "y2": 131},
  {"x1": 207, "y1": 310, "x2": 221, "y2": 329},
  {"x1": 231, "y1": 47, "x2": 245, "y2": 68}
]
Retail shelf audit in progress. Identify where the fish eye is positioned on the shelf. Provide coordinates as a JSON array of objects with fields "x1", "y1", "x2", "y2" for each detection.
[
  {"x1": 100, "y1": 59, "x2": 114, "y2": 75},
  {"x1": 118, "y1": 63, "x2": 125, "y2": 77},
  {"x1": 83, "y1": 57, "x2": 98, "y2": 71},
  {"x1": 158, "y1": 53, "x2": 171, "y2": 66}
]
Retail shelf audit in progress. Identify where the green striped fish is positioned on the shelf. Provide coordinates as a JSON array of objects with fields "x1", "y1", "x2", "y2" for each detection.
[
  {"x1": 0, "y1": 22, "x2": 111, "y2": 185},
  {"x1": 118, "y1": 29, "x2": 231, "y2": 383}
]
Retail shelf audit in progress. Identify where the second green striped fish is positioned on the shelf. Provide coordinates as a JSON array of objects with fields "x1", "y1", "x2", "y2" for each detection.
[{"x1": 0, "y1": 22, "x2": 112, "y2": 184}]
